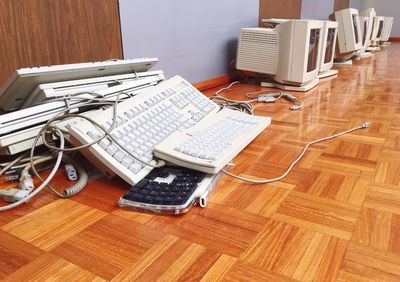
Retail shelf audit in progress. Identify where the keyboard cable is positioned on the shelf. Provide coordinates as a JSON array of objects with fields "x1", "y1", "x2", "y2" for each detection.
[{"x1": 222, "y1": 122, "x2": 371, "y2": 183}]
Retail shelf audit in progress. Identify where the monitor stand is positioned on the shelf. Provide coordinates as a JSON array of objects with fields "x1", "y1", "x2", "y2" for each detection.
[
  {"x1": 333, "y1": 59, "x2": 352, "y2": 66},
  {"x1": 318, "y1": 69, "x2": 338, "y2": 79},
  {"x1": 367, "y1": 46, "x2": 380, "y2": 52},
  {"x1": 261, "y1": 78, "x2": 319, "y2": 92},
  {"x1": 359, "y1": 51, "x2": 374, "y2": 58}
]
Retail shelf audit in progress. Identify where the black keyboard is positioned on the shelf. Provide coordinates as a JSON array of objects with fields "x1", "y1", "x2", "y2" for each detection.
[{"x1": 118, "y1": 166, "x2": 219, "y2": 214}]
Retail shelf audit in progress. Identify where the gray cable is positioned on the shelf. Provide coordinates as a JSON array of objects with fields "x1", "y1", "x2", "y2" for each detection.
[{"x1": 223, "y1": 122, "x2": 371, "y2": 183}]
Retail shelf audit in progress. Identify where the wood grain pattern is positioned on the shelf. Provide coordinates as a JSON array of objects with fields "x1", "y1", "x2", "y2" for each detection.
[
  {"x1": 1, "y1": 44, "x2": 400, "y2": 281},
  {"x1": 334, "y1": 0, "x2": 349, "y2": 12},
  {"x1": 193, "y1": 75, "x2": 233, "y2": 91},
  {"x1": 0, "y1": 0, "x2": 123, "y2": 86},
  {"x1": 259, "y1": 0, "x2": 302, "y2": 27}
]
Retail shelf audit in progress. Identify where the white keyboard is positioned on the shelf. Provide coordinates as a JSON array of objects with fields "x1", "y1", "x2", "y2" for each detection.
[
  {"x1": 65, "y1": 76, "x2": 219, "y2": 185},
  {"x1": 65, "y1": 75, "x2": 270, "y2": 185},
  {"x1": 154, "y1": 109, "x2": 269, "y2": 173}
]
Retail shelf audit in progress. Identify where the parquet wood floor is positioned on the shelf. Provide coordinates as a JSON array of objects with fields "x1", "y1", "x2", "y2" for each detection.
[{"x1": 1, "y1": 45, "x2": 400, "y2": 281}]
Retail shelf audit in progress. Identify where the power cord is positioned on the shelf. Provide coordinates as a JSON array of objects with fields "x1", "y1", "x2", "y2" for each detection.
[
  {"x1": 0, "y1": 128, "x2": 65, "y2": 211},
  {"x1": 211, "y1": 81, "x2": 304, "y2": 113},
  {"x1": 34, "y1": 95, "x2": 165, "y2": 169},
  {"x1": 222, "y1": 122, "x2": 371, "y2": 183}
]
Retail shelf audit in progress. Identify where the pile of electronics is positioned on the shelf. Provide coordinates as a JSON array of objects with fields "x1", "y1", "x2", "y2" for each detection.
[
  {"x1": 1, "y1": 7, "x2": 385, "y2": 214},
  {"x1": 0, "y1": 58, "x2": 271, "y2": 214}
]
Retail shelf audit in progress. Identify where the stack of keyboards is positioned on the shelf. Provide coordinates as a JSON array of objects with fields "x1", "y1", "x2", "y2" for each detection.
[
  {"x1": 64, "y1": 75, "x2": 270, "y2": 213},
  {"x1": 64, "y1": 75, "x2": 270, "y2": 182},
  {"x1": 0, "y1": 59, "x2": 271, "y2": 214}
]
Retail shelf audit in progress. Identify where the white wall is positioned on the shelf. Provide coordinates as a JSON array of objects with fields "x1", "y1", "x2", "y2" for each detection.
[
  {"x1": 349, "y1": 0, "x2": 363, "y2": 10},
  {"x1": 301, "y1": 0, "x2": 334, "y2": 20},
  {"x1": 358, "y1": 0, "x2": 400, "y2": 37},
  {"x1": 119, "y1": 0, "x2": 258, "y2": 83}
]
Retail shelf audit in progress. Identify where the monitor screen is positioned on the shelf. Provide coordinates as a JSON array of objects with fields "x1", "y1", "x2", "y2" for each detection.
[
  {"x1": 377, "y1": 20, "x2": 384, "y2": 38},
  {"x1": 324, "y1": 28, "x2": 336, "y2": 64},
  {"x1": 362, "y1": 21, "x2": 368, "y2": 45},
  {"x1": 307, "y1": 29, "x2": 320, "y2": 73},
  {"x1": 352, "y1": 15, "x2": 360, "y2": 43}
]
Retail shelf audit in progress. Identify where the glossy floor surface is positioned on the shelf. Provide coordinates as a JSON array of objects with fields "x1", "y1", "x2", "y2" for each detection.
[{"x1": 1, "y1": 45, "x2": 400, "y2": 281}]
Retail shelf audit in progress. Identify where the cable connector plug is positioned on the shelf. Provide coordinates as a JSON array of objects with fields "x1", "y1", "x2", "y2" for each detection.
[
  {"x1": 361, "y1": 122, "x2": 371, "y2": 128},
  {"x1": 19, "y1": 174, "x2": 34, "y2": 192},
  {"x1": 65, "y1": 164, "x2": 78, "y2": 181},
  {"x1": 1, "y1": 188, "x2": 30, "y2": 203},
  {"x1": 257, "y1": 95, "x2": 276, "y2": 103}
]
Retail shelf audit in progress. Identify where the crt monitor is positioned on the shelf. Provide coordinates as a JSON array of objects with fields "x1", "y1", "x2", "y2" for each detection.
[
  {"x1": 319, "y1": 21, "x2": 338, "y2": 74},
  {"x1": 332, "y1": 8, "x2": 362, "y2": 57},
  {"x1": 236, "y1": 20, "x2": 324, "y2": 87},
  {"x1": 370, "y1": 16, "x2": 385, "y2": 45},
  {"x1": 360, "y1": 8, "x2": 376, "y2": 48},
  {"x1": 381, "y1": 17, "x2": 394, "y2": 42},
  {"x1": 375, "y1": 16, "x2": 385, "y2": 41}
]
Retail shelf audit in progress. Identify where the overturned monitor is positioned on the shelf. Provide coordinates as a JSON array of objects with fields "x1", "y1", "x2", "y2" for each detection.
[
  {"x1": 331, "y1": 8, "x2": 362, "y2": 61},
  {"x1": 236, "y1": 20, "x2": 324, "y2": 91},
  {"x1": 318, "y1": 21, "x2": 339, "y2": 78}
]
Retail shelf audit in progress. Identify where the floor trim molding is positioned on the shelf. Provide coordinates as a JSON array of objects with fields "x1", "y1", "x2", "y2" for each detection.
[
  {"x1": 389, "y1": 37, "x2": 400, "y2": 42},
  {"x1": 193, "y1": 75, "x2": 234, "y2": 91}
]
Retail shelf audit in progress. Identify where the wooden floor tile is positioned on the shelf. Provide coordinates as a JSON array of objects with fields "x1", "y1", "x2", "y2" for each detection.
[
  {"x1": 339, "y1": 243, "x2": 400, "y2": 280},
  {"x1": 0, "y1": 230, "x2": 45, "y2": 279},
  {"x1": 364, "y1": 183, "x2": 400, "y2": 215},
  {"x1": 1, "y1": 200, "x2": 106, "y2": 250},
  {"x1": 144, "y1": 203, "x2": 268, "y2": 257},
  {"x1": 352, "y1": 206, "x2": 400, "y2": 255},
  {"x1": 2, "y1": 43, "x2": 400, "y2": 280},
  {"x1": 273, "y1": 191, "x2": 359, "y2": 240},
  {"x1": 222, "y1": 261, "x2": 296, "y2": 282},
  {"x1": 51, "y1": 214, "x2": 166, "y2": 280},
  {"x1": 241, "y1": 218, "x2": 347, "y2": 281},
  {"x1": 2, "y1": 253, "x2": 105, "y2": 281}
]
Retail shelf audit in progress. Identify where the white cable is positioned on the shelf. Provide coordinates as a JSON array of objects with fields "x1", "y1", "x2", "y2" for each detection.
[
  {"x1": 0, "y1": 129, "x2": 64, "y2": 211},
  {"x1": 36, "y1": 94, "x2": 164, "y2": 168},
  {"x1": 215, "y1": 81, "x2": 241, "y2": 95},
  {"x1": 0, "y1": 153, "x2": 28, "y2": 176},
  {"x1": 222, "y1": 122, "x2": 371, "y2": 184}
]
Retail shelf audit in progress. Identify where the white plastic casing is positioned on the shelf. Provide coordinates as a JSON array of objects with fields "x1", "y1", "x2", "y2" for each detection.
[
  {"x1": 236, "y1": 20, "x2": 324, "y2": 86},
  {"x1": 359, "y1": 8, "x2": 376, "y2": 49},
  {"x1": 319, "y1": 21, "x2": 338, "y2": 73},
  {"x1": 334, "y1": 8, "x2": 362, "y2": 54},
  {"x1": 380, "y1": 17, "x2": 394, "y2": 42}
]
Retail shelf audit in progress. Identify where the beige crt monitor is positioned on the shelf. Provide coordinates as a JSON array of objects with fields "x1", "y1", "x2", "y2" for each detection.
[
  {"x1": 381, "y1": 17, "x2": 394, "y2": 44},
  {"x1": 359, "y1": 16, "x2": 374, "y2": 58},
  {"x1": 318, "y1": 21, "x2": 338, "y2": 78},
  {"x1": 370, "y1": 16, "x2": 385, "y2": 46},
  {"x1": 360, "y1": 8, "x2": 376, "y2": 49},
  {"x1": 375, "y1": 16, "x2": 386, "y2": 40},
  {"x1": 332, "y1": 8, "x2": 362, "y2": 60},
  {"x1": 236, "y1": 20, "x2": 324, "y2": 91}
]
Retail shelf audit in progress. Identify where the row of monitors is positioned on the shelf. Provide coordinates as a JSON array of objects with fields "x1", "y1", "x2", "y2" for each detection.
[
  {"x1": 336, "y1": 8, "x2": 393, "y2": 55},
  {"x1": 236, "y1": 8, "x2": 393, "y2": 88}
]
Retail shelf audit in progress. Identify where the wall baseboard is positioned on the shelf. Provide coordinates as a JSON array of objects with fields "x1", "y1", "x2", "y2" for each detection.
[
  {"x1": 193, "y1": 75, "x2": 233, "y2": 91},
  {"x1": 389, "y1": 37, "x2": 400, "y2": 42}
]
